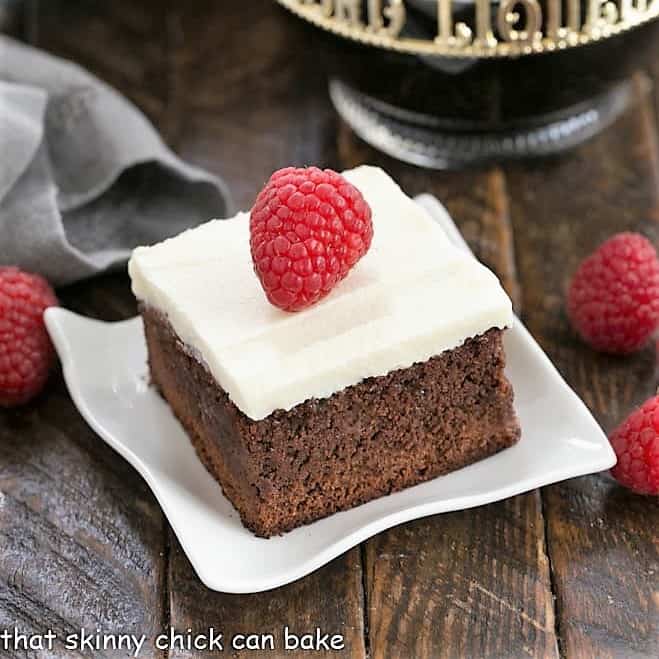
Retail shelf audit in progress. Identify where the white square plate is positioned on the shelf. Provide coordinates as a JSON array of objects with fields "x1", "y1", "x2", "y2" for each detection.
[{"x1": 45, "y1": 196, "x2": 616, "y2": 593}]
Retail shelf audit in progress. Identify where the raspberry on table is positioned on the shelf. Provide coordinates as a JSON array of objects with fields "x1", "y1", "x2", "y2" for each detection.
[
  {"x1": 567, "y1": 232, "x2": 659, "y2": 355},
  {"x1": 249, "y1": 166, "x2": 373, "y2": 311},
  {"x1": 609, "y1": 395, "x2": 659, "y2": 495},
  {"x1": 0, "y1": 267, "x2": 58, "y2": 407}
]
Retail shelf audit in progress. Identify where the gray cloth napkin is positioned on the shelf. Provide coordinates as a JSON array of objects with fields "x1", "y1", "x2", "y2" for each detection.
[{"x1": 0, "y1": 36, "x2": 232, "y2": 286}]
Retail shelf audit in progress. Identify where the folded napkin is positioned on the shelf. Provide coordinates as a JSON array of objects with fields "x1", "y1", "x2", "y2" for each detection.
[{"x1": 0, "y1": 36, "x2": 232, "y2": 286}]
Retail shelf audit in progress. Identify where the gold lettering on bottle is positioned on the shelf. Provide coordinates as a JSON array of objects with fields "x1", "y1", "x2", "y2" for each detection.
[
  {"x1": 383, "y1": 0, "x2": 406, "y2": 36},
  {"x1": 367, "y1": 0, "x2": 384, "y2": 30},
  {"x1": 547, "y1": 0, "x2": 580, "y2": 40},
  {"x1": 367, "y1": 0, "x2": 406, "y2": 36},
  {"x1": 568, "y1": 0, "x2": 581, "y2": 32},
  {"x1": 497, "y1": 0, "x2": 543, "y2": 43},
  {"x1": 300, "y1": 0, "x2": 333, "y2": 19},
  {"x1": 435, "y1": 0, "x2": 453, "y2": 44},
  {"x1": 585, "y1": 0, "x2": 619, "y2": 31},
  {"x1": 288, "y1": 0, "x2": 658, "y2": 55},
  {"x1": 474, "y1": 0, "x2": 497, "y2": 47},
  {"x1": 335, "y1": 0, "x2": 362, "y2": 25},
  {"x1": 620, "y1": 0, "x2": 647, "y2": 19},
  {"x1": 435, "y1": 0, "x2": 473, "y2": 46}
]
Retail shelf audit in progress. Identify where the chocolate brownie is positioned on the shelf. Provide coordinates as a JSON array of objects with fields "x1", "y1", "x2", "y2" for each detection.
[{"x1": 141, "y1": 305, "x2": 520, "y2": 538}]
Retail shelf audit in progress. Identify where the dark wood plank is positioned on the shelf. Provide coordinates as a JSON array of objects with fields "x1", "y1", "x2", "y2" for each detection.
[
  {"x1": 57, "y1": 272, "x2": 136, "y2": 322},
  {"x1": 34, "y1": 0, "x2": 171, "y2": 133},
  {"x1": 363, "y1": 493, "x2": 557, "y2": 659},
  {"x1": 168, "y1": 0, "x2": 339, "y2": 210},
  {"x1": 168, "y1": 539, "x2": 365, "y2": 659},
  {"x1": 7, "y1": 3, "x2": 656, "y2": 659},
  {"x1": 338, "y1": 129, "x2": 557, "y2": 658},
  {"x1": 0, "y1": 4, "x2": 168, "y2": 656},
  {"x1": 161, "y1": 4, "x2": 366, "y2": 655},
  {"x1": 644, "y1": 36, "x2": 659, "y2": 133},
  {"x1": 0, "y1": 376, "x2": 165, "y2": 658},
  {"x1": 506, "y1": 82, "x2": 659, "y2": 658},
  {"x1": 0, "y1": 0, "x2": 26, "y2": 36}
]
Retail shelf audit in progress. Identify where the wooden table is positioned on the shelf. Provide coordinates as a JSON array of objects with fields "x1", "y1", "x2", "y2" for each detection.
[{"x1": 2, "y1": 2, "x2": 658, "y2": 657}]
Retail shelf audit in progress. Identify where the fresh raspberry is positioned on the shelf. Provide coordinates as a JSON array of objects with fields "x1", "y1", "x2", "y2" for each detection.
[
  {"x1": 249, "y1": 166, "x2": 373, "y2": 311},
  {"x1": 567, "y1": 232, "x2": 659, "y2": 354},
  {"x1": 0, "y1": 267, "x2": 58, "y2": 407},
  {"x1": 609, "y1": 395, "x2": 659, "y2": 495}
]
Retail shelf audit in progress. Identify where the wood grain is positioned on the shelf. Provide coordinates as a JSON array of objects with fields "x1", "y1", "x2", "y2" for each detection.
[
  {"x1": 337, "y1": 129, "x2": 556, "y2": 658},
  {"x1": 152, "y1": 4, "x2": 367, "y2": 656},
  {"x1": 0, "y1": 0, "x2": 25, "y2": 35},
  {"x1": 167, "y1": 0, "x2": 339, "y2": 209},
  {"x1": 645, "y1": 37, "x2": 659, "y2": 133},
  {"x1": 33, "y1": 0, "x2": 170, "y2": 130},
  {"x1": 0, "y1": 4, "x2": 166, "y2": 658},
  {"x1": 363, "y1": 494, "x2": 558, "y2": 659},
  {"x1": 0, "y1": 380, "x2": 166, "y2": 659},
  {"x1": 167, "y1": 540, "x2": 365, "y2": 659},
  {"x1": 506, "y1": 83, "x2": 659, "y2": 658},
  {"x1": 3, "y1": 1, "x2": 659, "y2": 657}
]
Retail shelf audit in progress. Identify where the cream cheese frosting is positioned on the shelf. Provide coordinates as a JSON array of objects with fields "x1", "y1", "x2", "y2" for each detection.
[{"x1": 129, "y1": 166, "x2": 513, "y2": 420}]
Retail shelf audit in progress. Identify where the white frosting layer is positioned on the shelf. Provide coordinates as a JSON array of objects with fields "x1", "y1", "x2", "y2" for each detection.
[{"x1": 129, "y1": 166, "x2": 513, "y2": 420}]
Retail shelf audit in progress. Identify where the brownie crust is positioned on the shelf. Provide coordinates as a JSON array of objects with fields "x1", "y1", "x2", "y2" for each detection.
[{"x1": 141, "y1": 305, "x2": 520, "y2": 537}]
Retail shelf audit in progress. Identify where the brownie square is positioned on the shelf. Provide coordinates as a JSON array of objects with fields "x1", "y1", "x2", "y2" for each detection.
[{"x1": 141, "y1": 305, "x2": 520, "y2": 537}]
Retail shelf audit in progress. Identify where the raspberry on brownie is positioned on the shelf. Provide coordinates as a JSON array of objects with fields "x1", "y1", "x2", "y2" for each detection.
[
  {"x1": 128, "y1": 166, "x2": 520, "y2": 537},
  {"x1": 250, "y1": 167, "x2": 373, "y2": 311}
]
